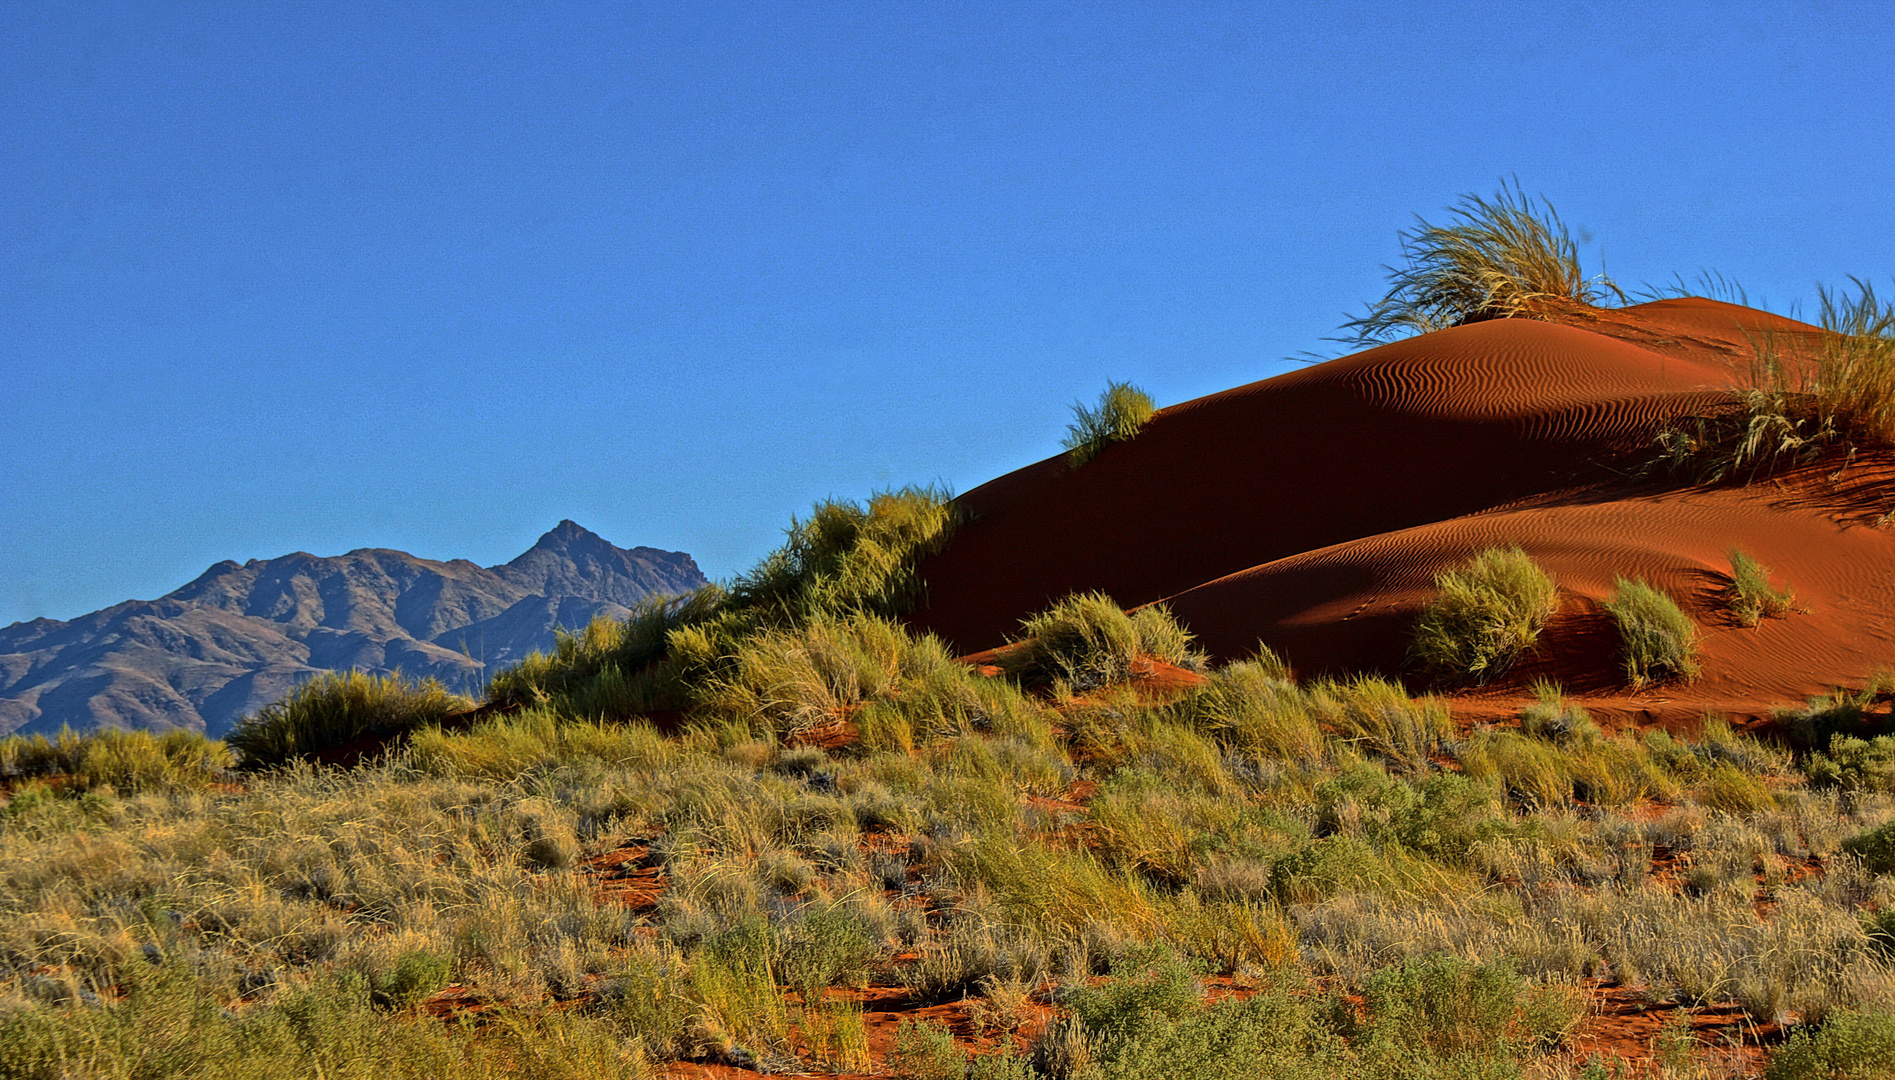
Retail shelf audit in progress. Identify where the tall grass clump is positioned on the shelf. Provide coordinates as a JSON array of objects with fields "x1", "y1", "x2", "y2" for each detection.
[
  {"x1": 729, "y1": 485, "x2": 962, "y2": 622},
  {"x1": 1727, "y1": 548, "x2": 1795, "y2": 626},
  {"x1": 486, "y1": 587, "x2": 725, "y2": 712},
  {"x1": 1337, "y1": 183, "x2": 1620, "y2": 348},
  {"x1": 1001, "y1": 593, "x2": 1201, "y2": 690},
  {"x1": 0, "y1": 728, "x2": 229, "y2": 793},
  {"x1": 1657, "y1": 278, "x2": 1895, "y2": 482},
  {"x1": 1603, "y1": 577, "x2": 1700, "y2": 686},
  {"x1": 1408, "y1": 546, "x2": 1558, "y2": 685},
  {"x1": 1062, "y1": 381, "x2": 1156, "y2": 466},
  {"x1": 227, "y1": 670, "x2": 470, "y2": 768}
]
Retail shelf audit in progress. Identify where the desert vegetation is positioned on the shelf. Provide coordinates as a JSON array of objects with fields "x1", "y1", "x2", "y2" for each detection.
[
  {"x1": 1604, "y1": 578, "x2": 1702, "y2": 687},
  {"x1": 1338, "y1": 182, "x2": 1622, "y2": 348},
  {"x1": 1726, "y1": 549, "x2": 1796, "y2": 627},
  {"x1": 4, "y1": 557, "x2": 1895, "y2": 1077},
  {"x1": 1408, "y1": 546, "x2": 1560, "y2": 686},
  {"x1": 1656, "y1": 278, "x2": 1895, "y2": 483},
  {"x1": 1061, "y1": 381, "x2": 1155, "y2": 466}
]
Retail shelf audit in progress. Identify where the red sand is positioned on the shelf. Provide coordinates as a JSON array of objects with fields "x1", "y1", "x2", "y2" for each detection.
[{"x1": 909, "y1": 299, "x2": 1890, "y2": 724}]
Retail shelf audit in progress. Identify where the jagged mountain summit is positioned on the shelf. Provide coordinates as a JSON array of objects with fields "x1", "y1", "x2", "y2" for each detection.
[{"x1": 0, "y1": 523, "x2": 707, "y2": 737}]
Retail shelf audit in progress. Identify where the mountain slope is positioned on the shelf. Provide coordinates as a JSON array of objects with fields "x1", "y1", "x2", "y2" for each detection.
[{"x1": 0, "y1": 522, "x2": 706, "y2": 736}]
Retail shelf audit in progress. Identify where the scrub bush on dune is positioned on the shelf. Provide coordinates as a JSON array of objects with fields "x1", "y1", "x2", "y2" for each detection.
[
  {"x1": 1337, "y1": 182, "x2": 1621, "y2": 348},
  {"x1": 1407, "y1": 546, "x2": 1559, "y2": 686},
  {"x1": 1603, "y1": 577, "x2": 1700, "y2": 687},
  {"x1": 1063, "y1": 381, "x2": 1157, "y2": 466},
  {"x1": 1001, "y1": 592, "x2": 1203, "y2": 690}
]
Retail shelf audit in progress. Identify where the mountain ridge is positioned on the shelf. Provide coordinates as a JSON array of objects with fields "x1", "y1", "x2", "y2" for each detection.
[{"x1": 0, "y1": 522, "x2": 706, "y2": 737}]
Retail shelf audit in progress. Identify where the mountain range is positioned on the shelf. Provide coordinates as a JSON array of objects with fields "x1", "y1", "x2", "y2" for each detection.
[{"x1": 0, "y1": 522, "x2": 707, "y2": 737}]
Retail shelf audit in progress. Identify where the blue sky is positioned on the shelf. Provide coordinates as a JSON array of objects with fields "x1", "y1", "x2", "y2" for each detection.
[{"x1": 4, "y1": 1, "x2": 1891, "y2": 625}]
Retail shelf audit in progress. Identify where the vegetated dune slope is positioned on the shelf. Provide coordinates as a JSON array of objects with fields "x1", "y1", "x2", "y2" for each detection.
[{"x1": 909, "y1": 298, "x2": 1895, "y2": 723}]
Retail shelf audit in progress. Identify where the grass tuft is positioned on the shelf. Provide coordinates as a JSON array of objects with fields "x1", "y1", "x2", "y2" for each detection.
[
  {"x1": 1408, "y1": 546, "x2": 1559, "y2": 685},
  {"x1": 1656, "y1": 278, "x2": 1895, "y2": 482},
  {"x1": 0, "y1": 728, "x2": 230, "y2": 793},
  {"x1": 1062, "y1": 381, "x2": 1156, "y2": 466},
  {"x1": 1337, "y1": 182, "x2": 1620, "y2": 348},
  {"x1": 1727, "y1": 548, "x2": 1796, "y2": 626},
  {"x1": 730, "y1": 486, "x2": 962, "y2": 622},
  {"x1": 1603, "y1": 577, "x2": 1700, "y2": 687},
  {"x1": 226, "y1": 670, "x2": 470, "y2": 768},
  {"x1": 1001, "y1": 593, "x2": 1201, "y2": 690}
]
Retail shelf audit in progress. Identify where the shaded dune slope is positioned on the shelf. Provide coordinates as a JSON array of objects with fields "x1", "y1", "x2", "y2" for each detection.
[{"x1": 910, "y1": 299, "x2": 1881, "y2": 720}]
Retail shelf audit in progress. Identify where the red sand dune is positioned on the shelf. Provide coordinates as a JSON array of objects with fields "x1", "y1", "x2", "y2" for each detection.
[{"x1": 909, "y1": 299, "x2": 1894, "y2": 725}]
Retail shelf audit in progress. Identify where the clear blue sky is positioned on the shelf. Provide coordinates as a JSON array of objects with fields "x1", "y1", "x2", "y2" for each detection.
[{"x1": 4, "y1": 1, "x2": 1891, "y2": 625}]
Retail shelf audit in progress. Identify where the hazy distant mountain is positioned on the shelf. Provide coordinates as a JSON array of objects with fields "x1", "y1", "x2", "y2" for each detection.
[{"x1": 0, "y1": 523, "x2": 707, "y2": 737}]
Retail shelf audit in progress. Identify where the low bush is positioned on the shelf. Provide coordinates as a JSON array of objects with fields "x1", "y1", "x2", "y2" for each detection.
[
  {"x1": 1603, "y1": 577, "x2": 1700, "y2": 686},
  {"x1": 1765, "y1": 1008, "x2": 1895, "y2": 1080},
  {"x1": 1062, "y1": 381, "x2": 1157, "y2": 466},
  {"x1": 1408, "y1": 546, "x2": 1559, "y2": 685},
  {"x1": 0, "y1": 728, "x2": 229, "y2": 793},
  {"x1": 227, "y1": 670, "x2": 470, "y2": 768},
  {"x1": 1841, "y1": 819, "x2": 1895, "y2": 876},
  {"x1": 1002, "y1": 593, "x2": 1202, "y2": 691},
  {"x1": 1727, "y1": 548, "x2": 1795, "y2": 626}
]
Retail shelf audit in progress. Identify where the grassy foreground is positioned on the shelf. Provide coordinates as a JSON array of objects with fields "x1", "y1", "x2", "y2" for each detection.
[{"x1": 4, "y1": 575, "x2": 1895, "y2": 1077}]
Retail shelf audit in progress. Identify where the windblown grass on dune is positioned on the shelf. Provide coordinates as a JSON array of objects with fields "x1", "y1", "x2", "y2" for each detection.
[
  {"x1": 1062, "y1": 381, "x2": 1157, "y2": 466},
  {"x1": 1657, "y1": 278, "x2": 1895, "y2": 483},
  {"x1": 1338, "y1": 182, "x2": 1622, "y2": 349}
]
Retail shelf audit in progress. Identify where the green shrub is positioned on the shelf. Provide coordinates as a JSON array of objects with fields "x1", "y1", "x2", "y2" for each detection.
[
  {"x1": 730, "y1": 486, "x2": 962, "y2": 622},
  {"x1": 1842, "y1": 819, "x2": 1895, "y2": 876},
  {"x1": 370, "y1": 950, "x2": 453, "y2": 1010},
  {"x1": 1603, "y1": 577, "x2": 1700, "y2": 686},
  {"x1": 0, "y1": 728, "x2": 229, "y2": 793},
  {"x1": 887, "y1": 1018, "x2": 965, "y2": 1080},
  {"x1": 1805, "y1": 734, "x2": 1895, "y2": 793},
  {"x1": 1337, "y1": 183, "x2": 1620, "y2": 348},
  {"x1": 1355, "y1": 955, "x2": 1526, "y2": 1057},
  {"x1": 1063, "y1": 381, "x2": 1157, "y2": 466},
  {"x1": 1408, "y1": 546, "x2": 1559, "y2": 685},
  {"x1": 1765, "y1": 1009, "x2": 1895, "y2": 1080},
  {"x1": 1727, "y1": 548, "x2": 1795, "y2": 626},
  {"x1": 1003, "y1": 593, "x2": 1201, "y2": 690},
  {"x1": 227, "y1": 670, "x2": 471, "y2": 768}
]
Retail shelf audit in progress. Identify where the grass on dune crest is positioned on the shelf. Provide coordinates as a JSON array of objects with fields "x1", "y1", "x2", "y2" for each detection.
[
  {"x1": 1656, "y1": 278, "x2": 1895, "y2": 483},
  {"x1": 1062, "y1": 381, "x2": 1156, "y2": 466},
  {"x1": 729, "y1": 485, "x2": 963, "y2": 623},
  {"x1": 1337, "y1": 182, "x2": 1622, "y2": 349}
]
